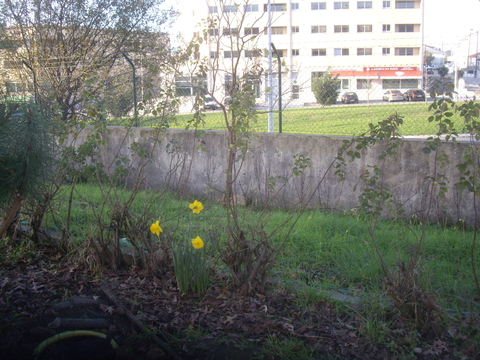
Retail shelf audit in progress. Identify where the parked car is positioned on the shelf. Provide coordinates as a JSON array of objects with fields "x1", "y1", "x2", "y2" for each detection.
[
  {"x1": 403, "y1": 89, "x2": 426, "y2": 101},
  {"x1": 341, "y1": 92, "x2": 359, "y2": 104},
  {"x1": 382, "y1": 89, "x2": 404, "y2": 102},
  {"x1": 203, "y1": 96, "x2": 218, "y2": 110},
  {"x1": 431, "y1": 93, "x2": 453, "y2": 101}
]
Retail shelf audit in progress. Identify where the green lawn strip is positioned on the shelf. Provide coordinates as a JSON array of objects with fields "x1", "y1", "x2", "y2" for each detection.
[
  {"x1": 116, "y1": 102, "x2": 465, "y2": 136},
  {"x1": 45, "y1": 184, "x2": 478, "y2": 314}
]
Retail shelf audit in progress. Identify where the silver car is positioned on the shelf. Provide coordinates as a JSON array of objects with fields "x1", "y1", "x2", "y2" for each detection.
[{"x1": 382, "y1": 90, "x2": 404, "y2": 102}]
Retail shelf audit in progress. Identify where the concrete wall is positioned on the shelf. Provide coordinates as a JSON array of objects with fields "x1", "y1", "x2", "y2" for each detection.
[{"x1": 70, "y1": 126, "x2": 477, "y2": 225}]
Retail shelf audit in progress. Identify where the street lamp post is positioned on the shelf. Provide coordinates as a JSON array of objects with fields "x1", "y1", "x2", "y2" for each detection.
[
  {"x1": 475, "y1": 30, "x2": 479, "y2": 78},
  {"x1": 467, "y1": 29, "x2": 473, "y2": 74}
]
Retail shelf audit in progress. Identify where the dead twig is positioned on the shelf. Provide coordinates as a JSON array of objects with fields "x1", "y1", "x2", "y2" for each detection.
[{"x1": 100, "y1": 282, "x2": 184, "y2": 360}]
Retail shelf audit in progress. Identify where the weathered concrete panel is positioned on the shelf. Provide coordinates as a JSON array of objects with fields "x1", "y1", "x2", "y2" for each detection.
[{"x1": 69, "y1": 126, "x2": 477, "y2": 225}]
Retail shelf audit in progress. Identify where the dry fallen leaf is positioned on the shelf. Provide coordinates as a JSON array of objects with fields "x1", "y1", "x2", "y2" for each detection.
[
  {"x1": 99, "y1": 304, "x2": 115, "y2": 314},
  {"x1": 223, "y1": 314, "x2": 238, "y2": 325}
]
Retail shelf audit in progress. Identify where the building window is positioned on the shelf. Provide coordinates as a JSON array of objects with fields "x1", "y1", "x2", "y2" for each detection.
[
  {"x1": 244, "y1": 4, "x2": 259, "y2": 12},
  {"x1": 245, "y1": 49, "x2": 262, "y2": 58},
  {"x1": 175, "y1": 77, "x2": 206, "y2": 97},
  {"x1": 244, "y1": 27, "x2": 260, "y2": 35},
  {"x1": 357, "y1": 48, "x2": 372, "y2": 55},
  {"x1": 395, "y1": 1, "x2": 415, "y2": 8},
  {"x1": 311, "y1": 25, "x2": 327, "y2": 33},
  {"x1": 383, "y1": 79, "x2": 400, "y2": 89},
  {"x1": 334, "y1": 48, "x2": 349, "y2": 56},
  {"x1": 208, "y1": 28, "x2": 219, "y2": 36},
  {"x1": 357, "y1": 24, "x2": 372, "y2": 32},
  {"x1": 264, "y1": 3, "x2": 286, "y2": 11},
  {"x1": 400, "y1": 79, "x2": 419, "y2": 88},
  {"x1": 291, "y1": 3, "x2": 299, "y2": 10},
  {"x1": 224, "y1": 51, "x2": 239, "y2": 58},
  {"x1": 270, "y1": 26, "x2": 287, "y2": 35},
  {"x1": 396, "y1": 24, "x2": 416, "y2": 32},
  {"x1": 357, "y1": 79, "x2": 371, "y2": 89},
  {"x1": 312, "y1": 48, "x2": 327, "y2": 56},
  {"x1": 383, "y1": 1, "x2": 391, "y2": 8},
  {"x1": 292, "y1": 26, "x2": 300, "y2": 33},
  {"x1": 383, "y1": 79, "x2": 418, "y2": 89},
  {"x1": 311, "y1": 2, "x2": 327, "y2": 10},
  {"x1": 225, "y1": 74, "x2": 236, "y2": 95},
  {"x1": 176, "y1": 77, "x2": 192, "y2": 96},
  {"x1": 334, "y1": 25, "x2": 349, "y2": 33},
  {"x1": 382, "y1": 47, "x2": 391, "y2": 55},
  {"x1": 292, "y1": 84, "x2": 300, "y2": 99},
  {"x1": 292, "y1": 49, "x2": 300, "y2": 56},
  {"x1": 208, "y1": 6, "x2": 218, "y2": 13},
  {"x1": 357, "y1": 1, "x2": 372, "y2": 9},
  {"x1": 340, "y1": 79, "x2": 349, "y2": 89},
  {"x1": 210, "y1": 51, "x2": 217, "y2": 59},
  {"x1": 395, "y1": 47, "x2": 416, "y2": 56},
  {"x1": 274, "y1": 49, "x2": 286, "y2": 57},
  {"x1": 223, "y1": 28, "x2": 238, "y2": 36},
  {"x1": 247, "y1": 76, "x2": 261, "y2": 98},
  {"x1": 334, "y1": 2, "x2": 349, "y2": 9},
  {"x1": 223, "y1": 5, "x2": 238, "y2": 12},
  {"x1": 382, "y1": 24, "x2": 391, "y2": 32}
]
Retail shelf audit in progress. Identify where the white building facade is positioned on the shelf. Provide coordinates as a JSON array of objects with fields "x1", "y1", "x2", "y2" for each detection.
[{"x1": 176, "y1": 0, "x2": 424, "y2": 107}]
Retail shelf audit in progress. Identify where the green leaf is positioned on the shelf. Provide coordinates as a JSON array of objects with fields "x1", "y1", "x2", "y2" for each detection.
[{"x1": 456, "y1": 163, "x2": 467, "y2": 173}]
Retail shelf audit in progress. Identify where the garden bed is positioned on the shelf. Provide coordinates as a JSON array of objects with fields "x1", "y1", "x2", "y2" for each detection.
[{"x1": 1, "y1": 246, "x2": 478, "y2": 360}]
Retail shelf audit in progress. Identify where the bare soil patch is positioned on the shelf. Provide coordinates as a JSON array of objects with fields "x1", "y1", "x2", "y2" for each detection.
[{"x1": 0, "y1": 249, "x2": 478, "y2": 360}]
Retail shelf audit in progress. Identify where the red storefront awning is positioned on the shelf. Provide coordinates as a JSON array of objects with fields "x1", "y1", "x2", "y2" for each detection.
[{"x1": 332, "y1": 67, "x2": 422, "y2": 78}]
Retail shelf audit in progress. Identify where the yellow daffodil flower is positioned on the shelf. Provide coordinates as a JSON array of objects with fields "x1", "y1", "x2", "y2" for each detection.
[
  {"x1": 189, "y1": 200, "x2": 204, "y2": 214},
  {"x1": 150, "y1": 220, "x2": 162, "y2": 236},
  {"x1": 191, "y1": 236, "x2": 204, "y2": 249}
]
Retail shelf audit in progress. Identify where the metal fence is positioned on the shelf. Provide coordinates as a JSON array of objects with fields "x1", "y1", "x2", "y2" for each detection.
[
  {"x1": 164, "y1": 64, "x2": 474, "y2": 137},
  {"x1": 4, "y1": 62, "x2": 478, "y2": 137}
]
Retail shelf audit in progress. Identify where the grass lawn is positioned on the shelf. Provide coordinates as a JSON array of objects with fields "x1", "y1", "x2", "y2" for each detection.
[
  {"x1": 125, "y1": 101, "x2": 466, "y2": 136},
  {"x1": 44, "y1": 184, "x2": 479, "y2": 315}
]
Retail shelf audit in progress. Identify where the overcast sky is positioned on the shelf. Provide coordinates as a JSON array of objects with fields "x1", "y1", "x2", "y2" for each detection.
[{"x1": 424, "y1": 0, "x2": 480, "y2": 50}]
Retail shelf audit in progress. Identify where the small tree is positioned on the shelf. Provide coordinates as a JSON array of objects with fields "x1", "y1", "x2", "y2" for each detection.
[
  {"x1": 0, "y1": 102, "x2": 57, "y2": 239},
  {"x1": 437, "y1": 66, "x2": 449, "y2": 78},
  {"x1": 312, "y1": 71, "x2": 340, "y2": 106},
  {"x1": 1, "y1": 0, "x2": 176, "y2": 122},
  {"x1": 424, "y1": 51, "x2": 435, "y2": 67}
]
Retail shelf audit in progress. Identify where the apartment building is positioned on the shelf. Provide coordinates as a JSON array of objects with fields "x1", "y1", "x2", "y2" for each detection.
[{"x1": 176, "y1": 0, "x2": 423, "y2": 105}]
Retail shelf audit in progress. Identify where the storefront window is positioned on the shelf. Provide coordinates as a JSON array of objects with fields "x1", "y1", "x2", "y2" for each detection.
[{"x1": 382, "y1": 79, "x2": 418, "y2": 89}]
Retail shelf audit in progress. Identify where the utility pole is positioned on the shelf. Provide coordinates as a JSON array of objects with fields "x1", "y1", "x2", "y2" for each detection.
[
  {"x1": 267, "y1": 0, "x2": 274, "y2": 133},
  {"x1": 271, "y1": 43, "x2": 282, "y2": 133},
  {"x1": 420, "y1": 0, "x2": 425, "y2": 89},
  {"x1": 467, "y1": 30, "x2": 473, "y2": 74}
]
